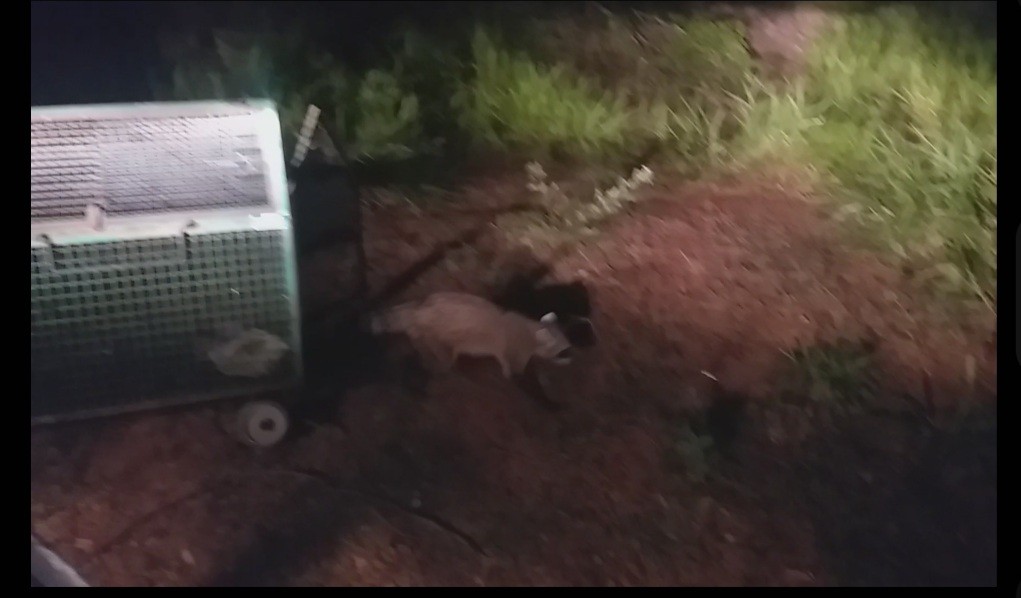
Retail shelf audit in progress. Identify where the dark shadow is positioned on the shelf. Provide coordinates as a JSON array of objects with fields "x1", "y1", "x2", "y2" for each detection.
[
  {"x1": 302, "y1": 203, "x2": 542, "y2": 329},
  {"x1": 290, "y1": 219, "x2": 495, "y2": 434},
  {"x1": 290, "y1": 158, "x2": 365, "y2": 267},
  {"x1": 205, "y1": 477, "x2": 368, "y2": 586},
  {"x1": 794, "y1": 406, "x2": 997, "y2": 586},
  {"x1": 494, "y1": 276, "x2": 589, "y2": 319},
  {"x1": 291, "y1": 179, "x2": 549, "y2": 436},
  {"x1": 205, "y1": 430, "x2": 485, "y2": 586},
  {"x1": 298, "y1": 247, "x2": 600, "y2": 417},
  {"x1": 495, "y1": 278, "x2": 597, "y2": 349},
  {"x1": 700, "y1": 382, "x2": 751, "y2": 461},
  {"x1": 487, "y1": 250, "x2": 598, "y2": 349}
]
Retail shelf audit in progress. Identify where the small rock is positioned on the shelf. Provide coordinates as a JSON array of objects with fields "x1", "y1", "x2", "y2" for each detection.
[
  {"x1": 723, "y1": 533, "x2": 736, "y2": 544},
  {"x1": 180, "y1": 549, "x2": 195, "y2": 566},
  {"x1": 73, "y1": 538, "x2": 94, "y2": 553}
]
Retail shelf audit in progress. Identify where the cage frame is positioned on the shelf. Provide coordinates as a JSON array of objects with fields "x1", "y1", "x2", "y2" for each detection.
[{"x1": 30, "y1": 99, "x2": 304, "y2": 425}]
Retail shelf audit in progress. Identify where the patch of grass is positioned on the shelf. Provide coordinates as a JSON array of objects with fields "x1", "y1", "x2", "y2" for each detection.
[
  {"x1": 783, "y1": 339, "x2": 880, "y2": 414},
  {"x1": 727, "y1": 80, "x2": 825, "y2": 172},
  {"x1": 153, "y1": 28, "x2": 435, "y2": 166},
  {"x1": 536, "y1": 11, "x2": 752, "y2": 107},
  {"x1": 533, "y1": 6, "x2": 996, "y2": 304},
  {"x1": 455, "y1": 28, "x2": 634, "y2": 162},
  {"x1": 731, "y1": 7, "x2": 997, "y2": 303},
  {"x1": 385, "y1": 27, "x2": 477, "y2": 158},
  {"x1": 536, "y1": 12, "x2": 753, "y2": 175},
  {"x1": 672, "y1": 421, "x2": 716, "y2": 483},
  {"x1": 346, "y1": 69, "x2": 426, "y2": 162}
]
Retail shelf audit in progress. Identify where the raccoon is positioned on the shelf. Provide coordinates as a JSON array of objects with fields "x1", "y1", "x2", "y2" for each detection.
[
  {"x1": 493, "y1": 278, "x2": 597, "y2": 348},
  {"x1": 369, "y1": 291, "x2": 574, "y2": 379}
]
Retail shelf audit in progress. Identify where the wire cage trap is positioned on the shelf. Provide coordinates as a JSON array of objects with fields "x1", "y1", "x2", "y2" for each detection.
[{"x1": 30, "y1": 100, "x2": 304, "y2": 425}]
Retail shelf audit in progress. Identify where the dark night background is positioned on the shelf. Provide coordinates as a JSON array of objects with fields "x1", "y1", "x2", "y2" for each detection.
[
  {"x1": 31, "y1": 1, "x2": 996, "y2": 107},
  {"x1": 31, "y1": 1, "x2": 456, "y2": 105},
  {"x1": 31, "y1": 0, "x2": 607, "y2": 106}
]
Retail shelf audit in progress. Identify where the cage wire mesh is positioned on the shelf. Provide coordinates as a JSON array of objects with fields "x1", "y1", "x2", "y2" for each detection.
[{"x1": 30, "y1": 101, "x2": 305, "y2": 423}]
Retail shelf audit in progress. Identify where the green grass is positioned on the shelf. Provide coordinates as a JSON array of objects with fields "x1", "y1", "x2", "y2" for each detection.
[
  {"x1": 730, "y1": 7, "x2": 996, "y2": 303},
  {"x1": 533, "y1": 7, "x2": 996, "y2": 303},
  {"x1": 154, "y1": 5, "x2": 996, "y2": 303},
  {"x1": 783, "y1": 339, "x2": 880, "y2": 414},
  {"x1": 532, "y1": 13, "x2": 752, "y2": 172},
  {"x1": 454, "y1": 28, "x2": 633, "y2": 162},
  {"x1": 672, "y1": 422, "x2": 716, "y2": 483},
  {"x1": 535, "y1": 11, "x2": 752, "y2": 106},
  {"x1": 153, "y1": 28, "x2": 434, "y2": 166}
]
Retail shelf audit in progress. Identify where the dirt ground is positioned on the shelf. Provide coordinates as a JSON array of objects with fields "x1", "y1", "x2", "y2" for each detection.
[{"x1": 30, "y1": 172, "x2": 997, "y2": 586}]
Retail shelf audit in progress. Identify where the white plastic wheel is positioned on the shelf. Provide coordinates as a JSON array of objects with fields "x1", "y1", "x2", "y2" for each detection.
[{"x1": 236, "y1": 401, "x2": 289, "y2": 447}]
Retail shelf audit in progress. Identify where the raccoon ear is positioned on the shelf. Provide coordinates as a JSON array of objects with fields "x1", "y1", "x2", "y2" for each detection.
[{"x1": 540, "y1": 312, "x2": 558, "y2": 325}]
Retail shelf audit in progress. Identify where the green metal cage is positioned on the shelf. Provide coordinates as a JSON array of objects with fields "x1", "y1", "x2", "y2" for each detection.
[{"x1": 31, "y1": 100, "x2": 303, "y2": 423}]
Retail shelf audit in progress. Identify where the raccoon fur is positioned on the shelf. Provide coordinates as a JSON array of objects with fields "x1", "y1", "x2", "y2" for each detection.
[{"x1": 369, "y1": 291, "x2": 574, "y2": 378}]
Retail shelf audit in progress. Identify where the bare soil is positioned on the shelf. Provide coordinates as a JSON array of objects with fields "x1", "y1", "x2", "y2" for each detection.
[{"x1": 30, "y1": 175, "x2": 996, "y2": 586}]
